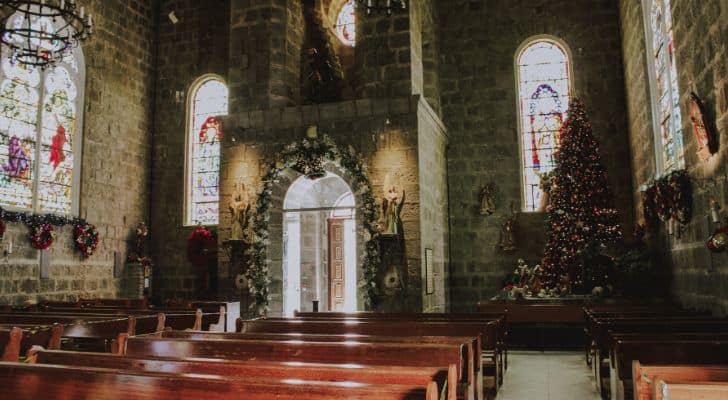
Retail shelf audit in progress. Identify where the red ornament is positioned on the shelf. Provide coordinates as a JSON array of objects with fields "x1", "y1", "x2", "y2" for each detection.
[{"x1": 187, "y1": 227, "x2": 217, "y2": 269}]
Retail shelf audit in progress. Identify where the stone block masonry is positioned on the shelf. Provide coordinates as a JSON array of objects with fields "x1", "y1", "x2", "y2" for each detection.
[{"x1": 619, "y1": 0, "x2": 728, "y2": 315}]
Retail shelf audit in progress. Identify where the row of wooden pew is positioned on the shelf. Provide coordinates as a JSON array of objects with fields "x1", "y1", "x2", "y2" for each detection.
[
  {"x1": 0, "y1": 299, "x2": 225, "y2": 359},
  {"x1": 0, "y1": 305, "x2": 509, "y2": 400},
  {"x1": 583, "y1": 304, "x2": 728, "y2": 400}
]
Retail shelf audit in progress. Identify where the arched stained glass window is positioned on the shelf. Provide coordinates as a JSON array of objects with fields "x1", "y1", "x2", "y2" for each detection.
[
  {"x1": 0, "y1": 12, "x2": 84, "y2": 215},
  {"x1": 516, "y1": 38, "x2": 572, "y2": 212},
  {"x1": 185, "y1": 76, "x2": 228, "y2": 226},
  {"x1": 335, "y1": 0, "x2": 356, "y2": 47},
  {"x1": 643, "y1": 0, "x2": 684, "y2": 173}
]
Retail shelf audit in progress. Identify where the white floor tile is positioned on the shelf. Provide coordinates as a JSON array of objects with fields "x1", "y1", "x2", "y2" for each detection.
[{"x1": 497, "y1": 351, "x2": 601, "y2": 400}]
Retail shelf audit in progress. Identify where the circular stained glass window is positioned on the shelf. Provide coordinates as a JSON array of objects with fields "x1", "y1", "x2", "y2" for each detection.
[{"x1": 335, "y1": 0, "x2": 356, "y2": 47}]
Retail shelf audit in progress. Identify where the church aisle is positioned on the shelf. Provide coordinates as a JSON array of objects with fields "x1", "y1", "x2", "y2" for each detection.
[{"x1": 497, "y1": 351, "x2": 601, "y2": 400}]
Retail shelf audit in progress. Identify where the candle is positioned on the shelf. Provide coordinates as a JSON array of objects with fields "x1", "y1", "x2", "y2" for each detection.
[
  {"x1": 667, "y1": 218, "x2": 674, "y2": 235},
  {"x1": 60, "y1": 0, "x2": 65, "y2": 9},
  {"x1": 88, "y1": 14, "x2": 93, "y2": 28},
  {"x1": 710, "y1": 199, "x2": 720, "y2": 223},
  {"x1": 80, "y1": 7, "x2": 84, "y2": 19},
  {"x1": 8, "y1": 239, "x2": 13, "y2": 254}
]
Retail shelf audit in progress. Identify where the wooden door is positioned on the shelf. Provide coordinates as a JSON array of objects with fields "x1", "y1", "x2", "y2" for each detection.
[{"x1": 328, "y1": 219, "x2": 345, "y2": 311}]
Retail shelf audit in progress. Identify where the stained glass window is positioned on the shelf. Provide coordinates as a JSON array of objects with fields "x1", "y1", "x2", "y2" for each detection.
[
  {"x1": 335, "y1": 0, "x2": 356, "y2": 47},
  {"x1": 644, "y1": 0, "x2": 684, "y2": 173},
  {"x1": 0, "y1": 12, "x2": 84, "y2": 215},
  {"x1": 185, "y1": 77, "x2": 228, "y2": 226},
  {"x1": 517, "y1": 39, "x2": 572, "y2": 211}
]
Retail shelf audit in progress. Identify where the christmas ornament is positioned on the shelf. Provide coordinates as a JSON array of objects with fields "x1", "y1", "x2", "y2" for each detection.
[
  {"x1": 73, "y1": 223, "x2": 99, "y2": 258},
  {"x1": 198, "y1": 116, "x2": 223, "y2": 144},
  {"x1": 30, "y1": 224, "x2": 55, "y2": 250},
  {"x1": 707, "y1": 224, "x2": 728, "y2": 253}
]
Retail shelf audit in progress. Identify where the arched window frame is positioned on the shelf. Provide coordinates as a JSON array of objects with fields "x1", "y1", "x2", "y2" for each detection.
[
  {"x1": 0, "y1": 14, "x2": 85, "y2": 216},
  {"x1": 514, "y1": 35, "x2": 574, "y2": 212},
  {"x1": 641, "y1": 0, "x2": 685, "y2": 175},
  {"x1": 184, "y1": 74, "x2": 228, "y2": 226}
]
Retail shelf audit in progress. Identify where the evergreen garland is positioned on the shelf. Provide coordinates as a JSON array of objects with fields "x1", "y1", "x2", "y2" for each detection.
[
  {"x1": 249, "y1": 134, "x2": 381, "y2": 314},
  {"x1": 0, "y1": 207, "x2": 98, "y2": 257}
]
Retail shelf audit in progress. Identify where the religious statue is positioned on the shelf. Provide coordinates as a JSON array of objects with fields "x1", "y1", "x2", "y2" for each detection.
[
  {"x1": 229, "y1": 182, "x2": 251, "y2": 242},
  {"x1": 381, "y1": 173, "x2": 405, "y2": 236},
  {"x1": 689, "y1": 92, "x2": 717, "y2": 162},
  {"x1": 134, "y1": 222, "x2": 149, "y2": 256},
  {"x1": 479, "y1": 183, "x2": 497, "y2": 216},
  {"x1": 498, "y1": 204, "x2": 518, "y2": 253}
]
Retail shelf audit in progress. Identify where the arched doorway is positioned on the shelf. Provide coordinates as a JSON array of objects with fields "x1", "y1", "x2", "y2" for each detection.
[{"x1": 282, "y1": 172, "x2": 357, "y2": 316}]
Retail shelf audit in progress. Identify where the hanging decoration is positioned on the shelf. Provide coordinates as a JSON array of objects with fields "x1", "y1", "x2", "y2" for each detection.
[
  {"x1": 0, "y1": 207, "x2": 98, "y2": 256},
  {"x1": 689, "y1": 92, "x2": 717, "y2": 162},
  {"x1": 73, "y1": 223, "x2": 98, "y2": 257},
  {"x1": 356, "y1": 0, "x2": 407, "y2": 15},
  {"x1": 30, "y1": 224, "x2": 54, "y2": 250},
  {"x1": 187, "y1": 226, "x2": 217, "y2": 269},
  {"x1": 1, "y1": 0, "x2": 94, "y2": 68},
  {"x1": 250, "y1": 134, "x2": 380, "y2": 314},
  {"x1": 707, "y1": 222, "x2": 728, "y2": 253},
  {"x1": 640, "y1": 169, "x2": 692, "y2": 230}
]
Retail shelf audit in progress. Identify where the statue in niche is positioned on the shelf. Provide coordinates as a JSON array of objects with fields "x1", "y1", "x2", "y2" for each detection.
[
  {"x1": 381, "y1": 172, "x2": 406, "y2": 236},
  {"x1": 479, "y1": 183, "x2": 497, "y2": 216},
  {"x1": 499, "y1": 203, "x2": 518, "y2": 253},
  {"x1": 229, "y1": 182, "x2": 251, "y2": 242}
]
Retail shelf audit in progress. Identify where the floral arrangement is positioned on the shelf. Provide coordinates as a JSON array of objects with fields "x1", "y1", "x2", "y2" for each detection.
[
  {"x1": 641, "y1": 169, "x2": 692, "y2": 228},
  {"x1": 187, "y1": 226, "x2": 217, "y2": 269},
  {"x1": 0, "y1": 207, "x2": 98, "y2": 256},
  {"x1": 249, "y1": 134, "x2": 380, "y2": 314},
  {"x1": 73, "y1": 223, "x2": 99, "y2": 257},
  {"x1": 30, "y1": 224, "x2": 55, "y2": 250}
]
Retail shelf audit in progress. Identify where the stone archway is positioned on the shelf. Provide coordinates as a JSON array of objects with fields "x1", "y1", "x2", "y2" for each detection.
[{"x1": 247, "y1": 135, "x2": 379, "y2": 316}]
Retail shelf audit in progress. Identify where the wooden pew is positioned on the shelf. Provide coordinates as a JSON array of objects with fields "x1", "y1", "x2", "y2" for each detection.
[
  {"x1": 125, "y1": 336, "x2": 471, "y2": 399},
  {"x1": 610, "y1": 339, "x2": 728, "y2": 400},
  {"x1": 36, "y1": 306, "x2": 223, "y2": 331},
  {"x1": 633, "y1": 361, "x2": 728, "y2": 400},
  {"x1": 0, "y1": 324, "x2": 62, "y2": 360},
  {"x1": 292, "y1": 311, "x2": 509, "y2": 374},
  {"x1": 655, "y1": 380, "x2": 728, "y2": 400},
  {"x1": 29, "y1": 348, "x2": 458, "y2": 400},
  {"x1": 0, "y1": 362, "x2": 440, "y2": 400},
  {"x1": 239, "y1": 318, "x2": 494, "y2": 397},
  {"x1": 0, "y1": 313, "x2": 136, "y2": 352}
]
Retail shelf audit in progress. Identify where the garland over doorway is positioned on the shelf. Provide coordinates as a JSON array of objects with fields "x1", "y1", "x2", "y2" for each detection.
[{"x1": 248, "y1": 133, "x2": 380, "y2": 314}]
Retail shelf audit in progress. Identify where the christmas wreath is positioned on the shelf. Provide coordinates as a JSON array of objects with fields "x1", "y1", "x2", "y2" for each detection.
[
  {"x1": 73, "y1": 223, "x2": 99, "y2": 257},
  {"x1": 641, "y1": 169, "x2": 692, "y2": 227},
  {"x1": 30, "y1": 224, "x2": 55, "y2": 250},
  {"x1": 187, "y1": 227, "x2": 217, "y2": 269}
]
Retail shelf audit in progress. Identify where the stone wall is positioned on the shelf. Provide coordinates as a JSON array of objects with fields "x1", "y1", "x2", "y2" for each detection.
[
  {"x1": 619, "y1": 0, "x2": 728, "y2": 315},
  {"x1": 150, "y1": 0, "x2": 230, "y2": 300},
  {"x1": 0, "y1": 0, "x2": 158, "y2": 305},
  {"x1": 439, "y1": 0, "x2": 634, "y2": 311}
]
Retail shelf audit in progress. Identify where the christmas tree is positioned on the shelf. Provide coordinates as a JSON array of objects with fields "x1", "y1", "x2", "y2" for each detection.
[{"x1": 540, "y1": 98, "x2": 623, "y2": 294}]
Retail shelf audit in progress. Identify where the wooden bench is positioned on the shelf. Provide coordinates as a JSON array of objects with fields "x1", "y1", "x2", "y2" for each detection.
[
  {"x1": 29, "y1": 348, "x2": 458, "y2": 400},
  {"x1": 0, "y1": 324, "x2": 62, "y2": 360},
  {"x1": 292, "y1": 311, "x2": 509, "y2": 374},
  {"x1": 0, "y1": 361, "x2": 439, "y2": 400},
  {"x1": 655, "y1": 380, "x2": 728, "y2": 400},
  {"x1": 240, "y1": 318, "x2": 495, "y2": 397},
  {"x1": 610, "y1": 339, "x2": 728, "y2": 400},
  {"x1": 125, "y1": 335, "x2": 472, "y2": 399},
  {"x1": 633, "y1": 361, "x2": 728, "y2": 400}
]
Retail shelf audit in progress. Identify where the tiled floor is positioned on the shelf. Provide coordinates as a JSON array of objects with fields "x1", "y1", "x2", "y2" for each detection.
[{"x1": 496, "y1": 351, "x2": 601, "y2": 400}]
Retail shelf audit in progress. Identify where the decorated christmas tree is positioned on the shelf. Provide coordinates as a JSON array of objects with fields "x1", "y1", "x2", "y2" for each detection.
[{"x1": 540, "y1": 98, "x2": 623, "y2": 294}]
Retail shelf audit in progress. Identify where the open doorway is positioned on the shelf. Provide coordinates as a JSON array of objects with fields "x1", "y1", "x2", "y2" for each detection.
[{"x1": 282, "y1": 172, "x2": 357, "y2": 317}]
